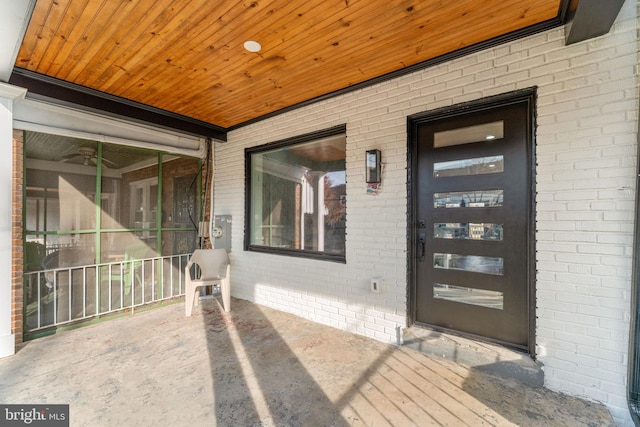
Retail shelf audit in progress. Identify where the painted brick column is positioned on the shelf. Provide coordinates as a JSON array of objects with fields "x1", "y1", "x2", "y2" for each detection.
[
  {"x1": 12, "y1": 129, "x2": 23, "y2": 345},
  {"x1": 0, "y1": 83, "x2": 26, "y2": 358}
]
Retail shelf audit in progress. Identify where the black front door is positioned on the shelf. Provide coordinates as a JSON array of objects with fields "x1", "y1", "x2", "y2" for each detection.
[{"x1": 410, "y1": 92, "x2": 534, "y2": 349}]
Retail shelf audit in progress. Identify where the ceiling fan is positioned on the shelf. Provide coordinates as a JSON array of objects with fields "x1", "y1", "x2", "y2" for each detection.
[{"x1": 61, "y1": 146, "x2": 117, "y2": 168}]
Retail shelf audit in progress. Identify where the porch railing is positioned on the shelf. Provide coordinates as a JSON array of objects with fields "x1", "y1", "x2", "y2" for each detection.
[{"x1": 23, "y1": 253, "x2": 191, "y2": 333}]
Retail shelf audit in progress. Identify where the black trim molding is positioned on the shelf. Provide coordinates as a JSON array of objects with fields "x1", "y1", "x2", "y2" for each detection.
[
  {"x1": 10, "y1": 68, "x2": 227, "y2": 141},
  {"x1": 628, "y1": 92, "x2": 640, "y2": 426}
]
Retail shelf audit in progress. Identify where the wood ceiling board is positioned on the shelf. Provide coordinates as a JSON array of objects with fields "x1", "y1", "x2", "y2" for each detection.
[
  {"x1": 16, "y1": 0, "x2": 563, "y2": 129},
  {"x1": 124, "y1": 0, "x2": 332, "y2": 109},
  {"x1": 178, "y1": 0, "x2": 560, "y2": 124},
  {"x1": 97, "y1": 0, "x2": 353, "y2": 120},
  {"x1": 50, "y1": 1, "x2": 141, "y2": 82},
  {"x1": 79, "y1": 0, "x2": 199, "y2": 88},
  {"x1": 117, "y1": 0, "x2": 286, "y2": 105},
  {"x1": 105, "y1": 0, "x2": 268, "y2": 90},
  {"x1": 94, "y1": 0, "x2": 223, "y2": 90},
  {"x1": 270, "y1": 1, "x2": 557, "y2": 80},
  {"x1": 37, "y1": 0, "x2": 94, "y2": 76}
]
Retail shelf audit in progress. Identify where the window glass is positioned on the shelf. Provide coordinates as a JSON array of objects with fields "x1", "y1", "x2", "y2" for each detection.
[
  {"x1": 157, "y1": 156, "x2": 201, "y2": 261},
  {"x1": 434, "y1": 223, "x2": 503, "y2": 241},
  {"x1": 248, "y1": 129, "x2": 346, "y2": 260},
  {"x1": 434, "y1": 155, "x2": 503, "y2": 177},
  {"x1": 434, "y1": 253, "x2": 504, "y2": 275},
  {"x1": 434, "y1": 121, "x2": 504, "y2": 148},
  {"x1": 434, "y1": 190, "x2": 503, "y2": 208},
  {"x1": 434, "y1": 283, "x2": 503, "y2": 310}
]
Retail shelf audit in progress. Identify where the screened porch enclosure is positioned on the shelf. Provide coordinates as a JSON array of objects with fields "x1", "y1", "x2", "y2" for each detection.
[{"x1": 23, "y1": 131, "x2": 203, "y2": 334}]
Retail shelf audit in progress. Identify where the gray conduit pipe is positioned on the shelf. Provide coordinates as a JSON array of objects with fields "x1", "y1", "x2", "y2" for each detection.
[{"x1": 209, "y1": 140, "x2": 215, "y2": 246}]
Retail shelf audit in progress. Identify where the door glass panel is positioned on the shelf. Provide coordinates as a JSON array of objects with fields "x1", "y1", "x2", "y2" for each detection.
[
  {"x1": 434, "y1": 283, "x2": 504, "y2": 310},
  {"x1": 434, "y1": 121, "x2": 504, "y2": 148},
  {"x1": 434, "y1": 155, "x2": 504, "y2": 177},
  {"x1": 434, "y1": 253, "x2": 504, "y2": 275},
  {"x1": 434, "y1": 223, "x2": 503, "y2": 240},
  {"x1": 434, "y1": 190, "x2": 503, "y2": 208}
]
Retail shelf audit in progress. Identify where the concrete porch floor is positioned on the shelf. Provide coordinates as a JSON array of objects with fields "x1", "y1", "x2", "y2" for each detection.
[{"x1": 0, "y1": 297, "x2": 614, "y2": 426}]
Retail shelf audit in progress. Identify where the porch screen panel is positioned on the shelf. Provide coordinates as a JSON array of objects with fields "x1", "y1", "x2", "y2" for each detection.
[
  {"x1": 25, "y1": 137, "x2": 98, "y2": 271},
  {"x1": 161, "y1": 157, "x2": 201, "y2": 257},
  {"x1": 23, "y1": 130, "x2": 205, "y2": 333}
]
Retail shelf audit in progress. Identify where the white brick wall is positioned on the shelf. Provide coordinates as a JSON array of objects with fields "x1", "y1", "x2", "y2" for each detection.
[{"x1": 215, "y1": 1, "x2": 639, "y2": 423}]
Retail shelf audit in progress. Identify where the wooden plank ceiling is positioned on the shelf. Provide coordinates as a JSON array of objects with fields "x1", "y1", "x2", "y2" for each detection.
[{"x1": 15, "y1": 0, "x2": 562, "y2": 130}]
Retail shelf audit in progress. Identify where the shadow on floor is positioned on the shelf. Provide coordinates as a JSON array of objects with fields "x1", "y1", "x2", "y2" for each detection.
[
  {"x1": 200, "y1": 297, "x2": 350, "y2": 426},
  {"x1": 198, "y1": 298, "x2": 446, "y2": 425},
  {"x1": 403, "y1": 326, "x2": 615, "y2": 426},
  {"x1": 0, "y1": 296, "x2": 616, "y2": 426},
  {"x1": 462, "y1": 360, "x2": 615, "y2": 427}
]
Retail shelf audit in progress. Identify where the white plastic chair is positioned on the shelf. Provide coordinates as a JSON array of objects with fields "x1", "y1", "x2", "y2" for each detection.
[{"x1": 185, "y1": 249, "x2": 230, "y2": 316}]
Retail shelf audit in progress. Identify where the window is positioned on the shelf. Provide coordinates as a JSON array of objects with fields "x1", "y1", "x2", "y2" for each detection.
[{"x1": 246, "y1": 125, "x2": 346, "y2": 262}]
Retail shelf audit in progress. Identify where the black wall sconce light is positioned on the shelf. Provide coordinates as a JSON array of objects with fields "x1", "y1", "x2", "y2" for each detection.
[{"x1": 365, "y1": 149, "x2": 381, "y2": 183}]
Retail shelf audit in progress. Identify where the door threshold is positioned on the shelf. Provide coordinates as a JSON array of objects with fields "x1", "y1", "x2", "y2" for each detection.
[{"x1": 403, "y1": 325, "x2": 544, "y2": 387}]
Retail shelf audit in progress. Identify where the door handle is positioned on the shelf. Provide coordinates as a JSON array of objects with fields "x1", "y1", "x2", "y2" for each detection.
[{"x1": 417, "y1": 233, "x2": 426, "y2": 262}]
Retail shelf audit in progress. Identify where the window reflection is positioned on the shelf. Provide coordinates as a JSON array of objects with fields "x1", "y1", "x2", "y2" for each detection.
[
  {"x1": 434, "y1": 121, "x2": 504, "y2": 148},
  {"x1": 434, "y1": 223, "x2": 503, "y2": 241},
  {"x1": 434, "y1": 283, "x2": 504, "y2": 310},
  {"x1": 434, "y1": 253, "x2": 504, "y2": 275},
  {"x1": 434, "y1": 190, "x2": 503, "y2": 208},
  {"x1": 249, "y1": 132, "x2": 346, "y2": 257},
  {"x1": 434, "y1": 155, "x2": 504, "y2": 177}
]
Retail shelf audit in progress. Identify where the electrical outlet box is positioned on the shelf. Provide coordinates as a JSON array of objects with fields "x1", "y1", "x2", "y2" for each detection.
[
  {"x1": 370, "y1": 277, "x2": 382, "y2": 293},
  {"x1": 213, "y1": 215, "x2": 232, "y2": 252}
]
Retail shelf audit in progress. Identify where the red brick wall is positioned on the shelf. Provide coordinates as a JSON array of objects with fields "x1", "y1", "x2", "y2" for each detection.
[{"x1": 12, "y1": 130, "x2": 23, "y2": 345}]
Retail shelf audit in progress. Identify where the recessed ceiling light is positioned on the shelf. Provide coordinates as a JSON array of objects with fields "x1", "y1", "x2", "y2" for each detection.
[
  {"x1": 485, "y1": 135, "x2": 496, "y2": 140},
  {"x1": 244, "y1": 40, "x2": 262, "y2": 53}
]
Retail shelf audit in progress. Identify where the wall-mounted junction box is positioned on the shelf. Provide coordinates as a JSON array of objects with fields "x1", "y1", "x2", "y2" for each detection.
[{"x1": 213, "y1": 215, "x2": 232, "y2": 252}]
